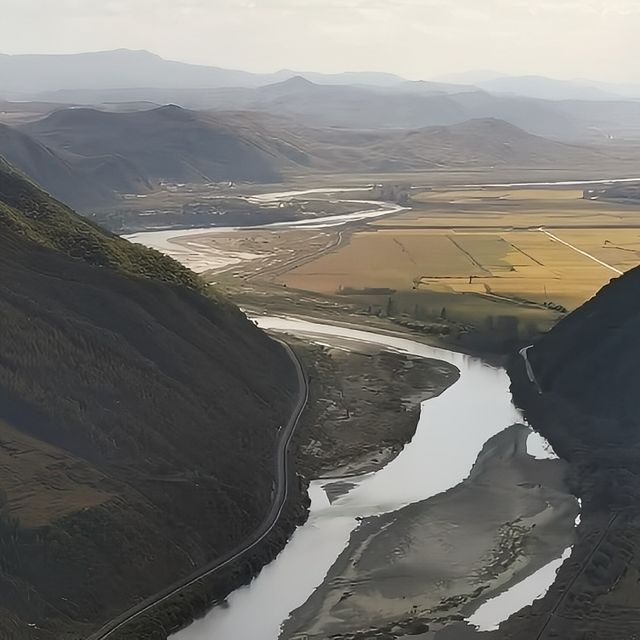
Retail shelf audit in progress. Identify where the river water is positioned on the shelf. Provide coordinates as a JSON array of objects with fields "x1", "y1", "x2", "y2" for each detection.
[
  {"x1": 173, "y1": 318, "x2": 573, "y2": 640},
  {"x1": 126, "y1": 176, "x2": 640, "y2": 254}
]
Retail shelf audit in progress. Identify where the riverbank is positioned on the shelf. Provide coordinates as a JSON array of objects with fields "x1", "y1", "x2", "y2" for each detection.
[
  {"x1": 493, "y1": 349, "x2": 640, "y2": 640},
  {"x1": 291, "y1": 337, "x2": 459, "y2": 478},
  {"x1": 121, "y1": 321, "x2": 459, "y2": 640},
  {"x1": 173, "y1": 318, "x2": 574, "y2": 640},
  {"x1": 280, "y1": 424, "x2": 578, "y2": 640}
]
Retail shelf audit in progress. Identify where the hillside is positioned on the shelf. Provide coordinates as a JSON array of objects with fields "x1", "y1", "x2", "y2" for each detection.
[
  {"x1": 503, "y1": 268, "x2": 640, "y2": 639},
  {"x1": 527, "y1": 268, "x2": 640, "y2": 433},
  {"x1": 0, "y1": 122, "x2": 141, "y2": 207},
  {"x1": 0, "y1": 105, "x2": 625, "y2": 214},
  {"x1": 20, "y1": 105, "x2": 308, "y2": 190},
  {"x1": 0, "y1": 158, "x2": 299, "y2": 638},
  {"x1": 346, "y1": 118, "x2": 606, "y2": 170},
  {"x1": 14, "y1": 106, "x2": 612, "y2": 204}
]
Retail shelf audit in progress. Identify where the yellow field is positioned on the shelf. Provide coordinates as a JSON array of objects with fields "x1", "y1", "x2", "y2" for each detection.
[
  {"x1": 278, "y1": 226, "x2": 640, "y2": 310},
  {"x1": 412, "y1": 188, "x2": 586, "y2": 203},
  {"x1": 279, "y1": 230, "x2": 485, "y2": 293},
  {"x1": 381, "y1": 188, "x2": 639, "y2": 230}
]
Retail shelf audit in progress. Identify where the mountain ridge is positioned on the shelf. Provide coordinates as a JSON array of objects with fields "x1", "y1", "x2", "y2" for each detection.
[
  {"x1": 0, "y1": 155, "x2": 301, "y2": 638},
  {"x1": 503, "y1": 266, "x2": 640, "y2": 639},
  {"x1": 0, "y1": 106, "x2": 616, "y2": 208}
]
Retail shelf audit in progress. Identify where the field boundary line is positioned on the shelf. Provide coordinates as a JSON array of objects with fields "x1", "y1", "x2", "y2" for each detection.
[{"x1": 540, "y1": 229, "x2": 623, "y2": 275}]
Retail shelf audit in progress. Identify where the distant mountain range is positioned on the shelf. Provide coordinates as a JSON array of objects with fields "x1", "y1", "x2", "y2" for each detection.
[
  {"x1": 0, "y1": 104, "x2": 618, "y2": 208},
  {"x1": 2, "y1": 49, "x2": 640, "y2": 104},
  {"x1": 0, "y1": 49, "x2": 408, "y2": 95},
  {"x1": 3, "y1": 50, "x2": 640, "y2": 145},
  {"x1": 438, "y1": 71, "x2": 640, "y2": 101},
  {"x1": 10, "y1": 75, "x2": 639, "y2": 143}
]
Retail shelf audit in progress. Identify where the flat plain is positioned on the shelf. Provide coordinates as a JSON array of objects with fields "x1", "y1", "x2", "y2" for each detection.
[{"x1": 275, "y1": 187, "x2": 640, "y2": 310}]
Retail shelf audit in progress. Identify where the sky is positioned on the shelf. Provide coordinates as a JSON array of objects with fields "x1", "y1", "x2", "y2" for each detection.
[{"x1": 3, "y1": 0, "x2": 640, "y2": 82}]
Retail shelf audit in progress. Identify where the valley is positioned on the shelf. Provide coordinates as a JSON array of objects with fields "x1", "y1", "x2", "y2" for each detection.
[
  {"x1": 2, "y1": 40, "x2": 640, "y2": 640},
  {"x1": 119, "y1": 174, "x2": 640, "y2": 639},
  {"x1": 130, "y1": 178, "x2": 640, "y2": 356}
]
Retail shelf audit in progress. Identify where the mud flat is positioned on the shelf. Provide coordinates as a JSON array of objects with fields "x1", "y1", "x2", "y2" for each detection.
[{"x1": 281, "y1": 424, "x2": 578, "y2": 639}]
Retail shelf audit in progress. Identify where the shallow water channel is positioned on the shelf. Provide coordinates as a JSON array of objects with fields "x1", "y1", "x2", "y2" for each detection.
[{"x1": 174, "y1": 317, "x2": 574, "y2": 640}]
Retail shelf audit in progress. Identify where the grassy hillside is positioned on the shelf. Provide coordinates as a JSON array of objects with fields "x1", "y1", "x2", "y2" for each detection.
[
  {"x1": 503, "y1": 268, "x2": 640, "y2": 639},
  {"x1": 0, "y1": 157, "x2": 299, "y2": 638},
  {"x1": 20, "y1": 105, "x2": 304, "y2": 190},
  {"x1": 0, "y1": 157, "x2": 200, "y2": 288}
]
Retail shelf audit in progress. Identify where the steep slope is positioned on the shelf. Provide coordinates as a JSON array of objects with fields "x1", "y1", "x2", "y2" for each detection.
[
  {"x1": 527, "y1": 267, "x2": 640, "y2": 432},
  {"x1": 0, "y1": 158, "x2": 299, "y2": 638},
  {"x1": 503, "y1": 268, "x2": 640, "y2": 639},
  {"x1": 21, "y1": 105, "x2": 306, "y2": 188},
  {"x1": 0, "y1": 122, "x2": 149, "y2": 207}
]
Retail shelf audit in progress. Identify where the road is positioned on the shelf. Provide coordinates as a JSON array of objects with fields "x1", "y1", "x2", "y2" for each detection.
[
  {"x1": 519, "y1": 345, "x2": 542, "y2": 394},
  {"x1": 539, "y1": 229, "x2": 623, "y2": 275},
  {"x1": 88, "y1": 339, "x2": 309, "y2": 640}
]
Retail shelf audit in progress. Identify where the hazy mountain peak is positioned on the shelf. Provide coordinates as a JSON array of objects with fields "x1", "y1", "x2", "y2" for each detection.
[
  {"x1": 276, "y1": 75, "x2": 316, "y2": 88},
  {"x1": 152, "y1": 103, "x2": 195, "y2": 119}
]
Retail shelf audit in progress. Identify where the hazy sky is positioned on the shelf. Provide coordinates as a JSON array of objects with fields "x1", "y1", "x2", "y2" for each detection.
[{"x1": 4, "y1": 0, "x2": 640, "y2": 82}]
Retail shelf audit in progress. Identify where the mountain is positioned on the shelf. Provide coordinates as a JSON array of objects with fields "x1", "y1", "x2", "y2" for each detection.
[
  {"x1": 437, "y1": 72, "x2": 639, "y2": 101},
  {"x1": 0, "y1": 122, "x2": 112, "y2": 205},
  {"x1": 576, "y1": 78, "x2": 640, "y2": 100},
  {"x1": 21, "y1": 70, "x2": 640, "y2": 141},
  {"x1": 9, "y1": 105, "x2": 313, "y2": 205},
  {"x1": 478, "y1": 75, "x2": 623, "y2": 101},
  {"x1": 0, "y1": 156, "x2": 300, "y2": 638},
  {"x1": 13, "y1": 106, "x2": 612, "y2": 199},
  {"x1": 45, "y1": 79, "x2": 639, "y2": 141},
  {"x1": 294, "y1": 118, "x2": 608, "y2": 173},
  {"x1": 356, "y1": 118, "x2": 607, "y2": 170},
  {"x1": 525, "y1": 268, "x2": 640, "y2": 432},
  {"x1": 505, "y1": 268, "x2": 640, "y2": 639},
  {"x1": 0, "y1": 49, "x2": 273, "y2": 94},
  {"x1": 1, "y1": 106, "x2": 616, "y2": 209},
  {"x1": 0, "y1": 49, "x2": 409, "y2": 96},
  {"x1": 276, "y1": 69, "x2": 406, "y2": 87}
]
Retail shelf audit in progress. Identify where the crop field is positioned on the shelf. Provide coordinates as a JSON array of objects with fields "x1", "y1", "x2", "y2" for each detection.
[
  {"x1": 380, "y1": 188, "x2": 640, "y2": 230},
  {"x1": 277, "y1": 187, "x2": 640, "y2": 311}
]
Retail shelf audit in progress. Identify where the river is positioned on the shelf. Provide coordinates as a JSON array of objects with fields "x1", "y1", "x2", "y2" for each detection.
[
  {"x1": 128, "y1": 181, "x2": 588, "y2": 637},
  {"x1": 172, "y1": 317, "x2": 575, "y2": 640},
  {"x1": 125, "y1": 177, "x2": 640, "y2": 254}
]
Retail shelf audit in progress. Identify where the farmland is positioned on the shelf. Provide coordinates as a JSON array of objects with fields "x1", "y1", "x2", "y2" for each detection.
[
  {"x1": 276, "y1": 187, "x2": 640, "y2": 311},
  {"x1": 147, "y1": 182, "x2": 640, "y2": 352}
]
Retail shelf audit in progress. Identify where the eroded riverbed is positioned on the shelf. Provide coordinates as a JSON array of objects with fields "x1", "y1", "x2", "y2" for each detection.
[{"x1": 173, "y1": 318, "x2": 578, "y2": 640}]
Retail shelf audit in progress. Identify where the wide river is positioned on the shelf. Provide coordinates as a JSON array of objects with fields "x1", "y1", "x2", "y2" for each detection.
[{"x1": 172, "y1": 317, "x2": 569, "y2": 640}]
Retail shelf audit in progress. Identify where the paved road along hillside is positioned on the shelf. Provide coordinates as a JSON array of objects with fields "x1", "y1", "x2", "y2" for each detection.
[{"x1": 88, "y1": 338, "x2": 309, "y2": 640}]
